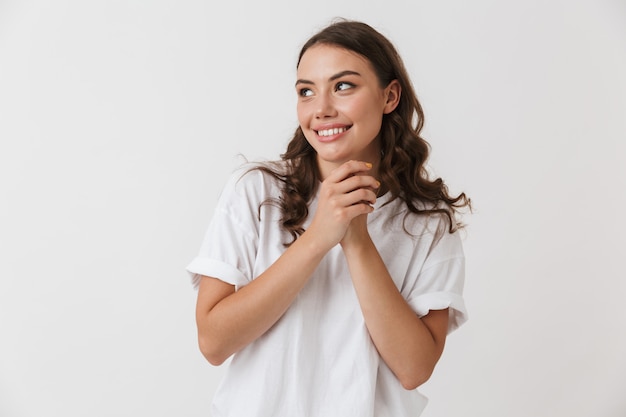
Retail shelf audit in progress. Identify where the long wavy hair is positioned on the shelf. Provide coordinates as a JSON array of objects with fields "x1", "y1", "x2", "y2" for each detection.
[{"x1": 253, "y1": 19, "x2": 471, "y2": 244}]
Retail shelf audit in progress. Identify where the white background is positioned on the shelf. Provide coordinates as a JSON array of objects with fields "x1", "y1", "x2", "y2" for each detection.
[{"x1": 1, "y1": 0, "x2": 625, "y2": 416}]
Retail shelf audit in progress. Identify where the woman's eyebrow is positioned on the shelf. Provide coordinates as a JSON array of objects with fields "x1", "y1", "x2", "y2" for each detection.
[
  {"x1": 329, "y1": 70, "x2": 361, "y2": 81},
  {"x1": 295, "y1": 70, "x2": 361, "y2": 87}
]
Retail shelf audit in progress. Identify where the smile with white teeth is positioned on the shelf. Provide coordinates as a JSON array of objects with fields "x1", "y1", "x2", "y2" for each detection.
[{"x1": 317, "y1": 127, "x2": 348, "y2": 137}]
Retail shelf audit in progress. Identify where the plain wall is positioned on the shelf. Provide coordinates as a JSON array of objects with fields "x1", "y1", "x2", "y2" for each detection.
[{"x1": 1, "y1": 0, "x2": 625, "y2": 416}]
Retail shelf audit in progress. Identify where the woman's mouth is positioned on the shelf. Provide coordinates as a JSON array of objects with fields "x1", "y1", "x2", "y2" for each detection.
[
  {"x1": 315, "y1": 126, "x2": 351, "y2": 142},
  {"x1": 317, "y1": 126, "x2": 349, "y2": 137}
]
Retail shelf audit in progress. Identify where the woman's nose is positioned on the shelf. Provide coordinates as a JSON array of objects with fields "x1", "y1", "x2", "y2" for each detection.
[{"x1": 315, "y1": 94, "x2": 338, "y2": 119}]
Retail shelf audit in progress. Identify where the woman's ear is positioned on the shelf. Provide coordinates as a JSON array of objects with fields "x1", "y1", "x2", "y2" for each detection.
[{"x1": 383, "y1": 80, "x2": 401, "y2": 114}]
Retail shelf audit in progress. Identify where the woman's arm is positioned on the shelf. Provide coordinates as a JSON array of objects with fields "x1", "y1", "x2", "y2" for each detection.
[
  {"x1": 196, "y1": 160, "x2": 380, "y2": 365},
  {"x1": 195, "y1": 231, "x2": 327, "y2": 365},
  {"x1": 341, "y1": 216, "x2": 449, "y2": 390}
]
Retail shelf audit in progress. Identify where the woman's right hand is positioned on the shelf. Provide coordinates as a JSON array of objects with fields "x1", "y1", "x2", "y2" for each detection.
[{"x1": 306, "y1": 160, "x2": 380, "y2": 252}]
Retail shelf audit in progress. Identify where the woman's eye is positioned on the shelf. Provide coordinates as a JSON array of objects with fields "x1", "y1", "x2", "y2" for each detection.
[
  {"x1": 336, "y1": 82, "x2": 354, "y2": 92},
  {"x1": 299, "y1": 88, "x2": 314, "y2": 97}
]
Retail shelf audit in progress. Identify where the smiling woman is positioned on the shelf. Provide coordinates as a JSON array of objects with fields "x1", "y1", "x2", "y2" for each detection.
[
  {"x1": 186, "y1": 18, "x2": 471, "y2": 417},
  {"x1": 295, "y1": 45, "x2": 400, "y2": 172}
]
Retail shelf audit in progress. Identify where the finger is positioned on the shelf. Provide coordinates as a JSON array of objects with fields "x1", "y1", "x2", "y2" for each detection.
[
  {"x1": 337, "y1": 174, "x2": 380, "y2": 195},
  {"x1": 344, "y1": 201, "x2": 376, "y2": 218},
  {"x1": 336, "y1": 187, "x2": 378, "y2": 206},
  {"x1": 327, "y1": 160, "x2": 373, "y2": 183}
]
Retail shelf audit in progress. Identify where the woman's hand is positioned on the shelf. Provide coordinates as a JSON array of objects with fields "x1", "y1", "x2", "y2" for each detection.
[{"x1": 306, "y1": 160, "x2": 380, "y2": 252}]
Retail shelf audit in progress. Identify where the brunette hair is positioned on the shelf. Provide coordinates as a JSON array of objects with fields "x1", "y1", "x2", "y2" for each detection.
[{"x1": 253, "y1": 18, "x2": 471, "y2": 243}]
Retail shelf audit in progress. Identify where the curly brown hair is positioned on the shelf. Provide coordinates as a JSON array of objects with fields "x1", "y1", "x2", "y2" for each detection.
[{"x1": 253, "y1": 19, "x2": 471, "y2": 244}]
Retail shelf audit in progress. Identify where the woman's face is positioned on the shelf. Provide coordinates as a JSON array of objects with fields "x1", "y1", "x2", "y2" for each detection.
[{"x1": 296, "y1": 44, "x2": 399, "y2": 179}]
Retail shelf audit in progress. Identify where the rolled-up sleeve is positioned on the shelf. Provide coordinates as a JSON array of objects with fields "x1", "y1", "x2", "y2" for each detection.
[
  {"x1": 186, "y1": 170, "x2": 261, "y2": 290},
  {"x1": 404, "y1": 228, "x2": 468, "y2": 334}
]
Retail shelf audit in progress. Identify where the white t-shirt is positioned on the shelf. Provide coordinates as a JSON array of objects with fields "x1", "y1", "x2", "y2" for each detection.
[{"x1": 186, "y1": 165, "x2": 468, "y2": 417}]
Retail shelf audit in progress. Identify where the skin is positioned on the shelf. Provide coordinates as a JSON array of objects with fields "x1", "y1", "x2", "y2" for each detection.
[
  {"x1": 195, "y1": 44, "x2": 449, "y2": 390},
  {"x1": 295, "y1": 44, "x2": 392, "y2": 177}
]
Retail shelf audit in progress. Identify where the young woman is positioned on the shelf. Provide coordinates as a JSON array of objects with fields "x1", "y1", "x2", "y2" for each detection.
[{"x1": 187, "y1": 19, "x2": 471, "y2": 417}]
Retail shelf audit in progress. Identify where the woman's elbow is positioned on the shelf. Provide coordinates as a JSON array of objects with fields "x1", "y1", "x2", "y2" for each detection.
[
  {"x1": 198, "y1": 336, "x2": 230, "y2": 366},
  {"x1": 398, "y1": 364, "x2": 435, "y2": 390}
]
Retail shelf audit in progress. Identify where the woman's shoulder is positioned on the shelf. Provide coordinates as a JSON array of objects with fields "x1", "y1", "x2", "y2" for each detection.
[
  {"x1": 225, "y1": 160, "x2": 286, "y2": 198},
  {"x1": 383, "y1": 196, "x2": 462, "y2": 239},
  {"x1": 209, "y1": 161, "x2": 285, "y2": 220}
]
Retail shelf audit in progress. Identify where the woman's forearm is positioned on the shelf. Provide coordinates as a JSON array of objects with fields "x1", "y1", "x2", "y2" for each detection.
[
  {"x1": 196, "y1": 230, "x2": 328, "y2": 365},
  {"x1": 342, "y1": 237, "x2": 448, "y2": 390}
]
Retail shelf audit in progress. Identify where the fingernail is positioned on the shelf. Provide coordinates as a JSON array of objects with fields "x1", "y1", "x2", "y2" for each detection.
[{"x1": 365, "y1": 162, "x2": 373, "y2": 168}]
